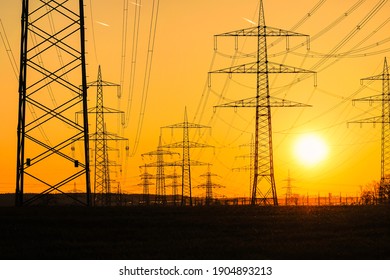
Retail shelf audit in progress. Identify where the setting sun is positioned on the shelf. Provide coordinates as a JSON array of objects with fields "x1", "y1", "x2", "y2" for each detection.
[{"x1": 294, "y1": 134, "x2": 329, "y2": 166}]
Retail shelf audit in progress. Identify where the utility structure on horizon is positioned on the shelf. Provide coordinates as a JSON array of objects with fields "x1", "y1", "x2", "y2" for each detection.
[
  {"x1": 138, "y1": 165, "x2": 154, "y2": 205},
  {"x1": 83, "y1": 66, "x2": 129, "y2": 206},
  {"x1": 349, "y1": 57, "x2": 390, "y2": 204},
  {"x1": 162, "y1": 109, "x2": 212, "y2": 206},
  {"x1": 16, "y1": 0, "x2": 91, "y2": 206},
  {"x1": 233, "y1": 135, "x2": 255, "y2": 199},
  {"x1": 282, "y1": 170, "x2": 297, "y2": 206},
  {"x1": 209, "y1": 0, "x2": 315, "y2": 206},
  {"x1": 141, "y1": 136, "x2": 180, "y2": 204},
  {"x1": 195, "y1": 164, "x2": 225, "y2": 206},
  {"x1": 165, "y1": 167, "x2": 181, "y2": 205}
]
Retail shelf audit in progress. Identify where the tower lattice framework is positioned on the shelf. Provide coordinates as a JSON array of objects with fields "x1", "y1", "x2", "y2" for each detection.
[
  {"x1": 210, "y1": 0, "x2": 315, "y2": 206},
  {"x1": 162, "y1": 109, "x2": 211, "y2": 206},
  {"x1": 85, "y1": 66, "x2": 127, "y2": 206},
  {"x1": 195, "y1": 164, "x2": 225, "y2": 206},
  {"x1": 138, "y1": 165, "x2": 153, "y2": 205},
  {"x1": 350, "y1": 57, "x2": 390, "y2": 203},
  {"x1": 16, "y1": 0, "x2": 90, "y2": 206},
  {"x1": 166, "y1": 167, "x2": 181, "y2": 205},
  {"x1": 141, "y1": 136, "x2": 179, "y2": 205}
]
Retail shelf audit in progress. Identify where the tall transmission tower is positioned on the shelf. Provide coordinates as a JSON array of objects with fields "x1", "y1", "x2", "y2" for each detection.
[
  {"x1": 162, "y1": 108, "x2": 212, "y2": 206},
  {"x1": 138, "y1": 165, "x2": 153, "y2": 205},
  {"x1": 141, "y1": 136, "x2": 179, "y2": 204},
  {"x1": 349, "y1": 57, "x2": 390, "y2": 204},
  {"x1": 195, "y1": 164, "x2": 225, "y2": 205},
  {"x1": 84, "y1": 66, "x2": 128, "y2": 206},
  {"x1": 210, "y1": 0, "x2": 315, "y2": 206},
  {"x1": 16, "y1": 0, "x2": 90, "y2": 206}
]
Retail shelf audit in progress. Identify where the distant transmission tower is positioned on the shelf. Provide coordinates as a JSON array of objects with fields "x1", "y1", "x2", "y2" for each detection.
[
  {"x1": 138, "y1": 165, "x2": 153, "y2": 205},
  {"x1": 16, "y1": 0, "x2": 90, "y2": 206},
  {"x1": 85, "y1": 66, "x2": 128, "y2": 206},
  {"x1": 210, "y1": 0, "x2": 315, "y2": 206},
  {"x1": 195, "y1": 164, "x2": 225, "y2": 205},
  {"x1": 233, "y1": 135, "x2": 255, "y2": 199},
  {"x1": 162, "y1": 108, "x2": 212, "y2": 206},
  {"x1": 282, "y1": 170, "x2": 296, "y2": 205},
  {"x1": 141, "y1": 136, "x2": 179, "y2": 204},
  {"x1": 349, "y1": 57, "x2": 390, "y2": 204},
  {"x1": 166, "y1": 167, "x2": 181, "y2": 205}
]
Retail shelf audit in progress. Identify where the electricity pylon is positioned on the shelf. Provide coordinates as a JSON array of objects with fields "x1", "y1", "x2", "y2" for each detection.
[
  {"x1": 349, "y1": 57, "x2": 390, "y2": 204},
  {"x1": 210, "y1": 0, "x2": 315, "y2": 206},
  {"x1": 165, "y1": 167, "x2": 181, "y2": 205},
  {"x1": 138, "y1": 165, "x2": 153, "y2": 205},
  {"x1": 195, "y1": 164, "x2": 225, "y2": 205},
  {"x1": 84, "y1": 66, "x2": 128, "y2": 206},
  {"x1": 282, "y1": 170, "x2": 296, "y2": 205},
  {"x1": 233, "y1": 135, "x2": 255, "y2": 199},
  {"x1": 141, "y1": 136, "x2": 180, "y2": 204},
  {"x1": 162, "y1": 108, "x2": 212, "y2": 206},
  {"x1": 16, "y1": 0, "x2": 91, "y2": 206}
]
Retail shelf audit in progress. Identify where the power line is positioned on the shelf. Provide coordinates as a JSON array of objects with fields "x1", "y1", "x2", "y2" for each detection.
[
  {"x1": 131, "y1": 0, "x2": 160, "y2": 156},
  {"x1": 88, "y1": 0, "x2": 99, "y2": 63},
  {"x1": 124, "y1": 0, "x2": 142, "y2": 129}
]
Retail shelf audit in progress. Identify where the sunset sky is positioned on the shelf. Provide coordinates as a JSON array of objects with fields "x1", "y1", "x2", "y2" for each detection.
[{"x1": 1, "y1": 0, "x2": 390, "y2": 199}]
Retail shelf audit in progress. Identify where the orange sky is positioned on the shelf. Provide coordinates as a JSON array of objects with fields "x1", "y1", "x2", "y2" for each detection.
[{"x1": 1, "y1": 0, "x2": 390, "y2": 199}]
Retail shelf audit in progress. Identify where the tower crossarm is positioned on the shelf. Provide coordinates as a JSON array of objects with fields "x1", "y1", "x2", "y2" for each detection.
[
  {"x1": 200, "y1": 172, "x2": 219, "y2": 178},
  {"x1": 348, "y1": 116, "x2": 383, "y2": 125},
  {"x1": 87, "y1": 80, "x2": 120, "y2": 87},
  {"x1": 161, "y1": 122, "x2": 211, "y2": 130},
  {"x1": 214, "y1": 26, "x2": 310, "y2": 50},
  {"x1": 187, "y1": 160, "x2": 208, "y2": 167},
  {"x1": 86, "y1": 107, "x2": 125, "y2": 115},
  {"x1": 214, "y1": 96, "x2": 311, "y2": 109},
  {"x1": 195, "y1": 183, "x2": 225, "y2": 189},
  {"x1": 210, "y1": 61, "x2": 315, "y2": 75},
  {"x1": 215, "y1": 26, "x2": 308, "y2": 38},
  {"x1": 89, "y1": 131, "x2": 129, "y2": 141},
  {"x1": 142, "y1": 149, "x2": 179, "y2": 157},
  {"x1": 143, "y1": 161, "x2": 182, "y2": 168},
  {"x1": 352, "y1": 94, "x2": 389, "y2": 105},
  {"x1": 162, "y1": 141, "x2": 213, "y2": 149},
  {"x1": 361, "y1": 74, "x2": 389, "y2": 82}
]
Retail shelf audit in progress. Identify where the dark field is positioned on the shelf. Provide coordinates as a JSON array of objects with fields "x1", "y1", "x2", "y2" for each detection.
[{"x1": 0, "y1": 205, "x2": 389, "y2": 259}]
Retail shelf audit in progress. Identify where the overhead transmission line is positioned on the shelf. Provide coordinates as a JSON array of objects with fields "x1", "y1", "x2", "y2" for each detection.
[
  {"x1": 89, "y1": 0, "x2": 99, "y2": 63},
  {"x1": 124, "y1": 0, "x2": 142, "y2": 129},
  {"x1": 119, "y1": 0, "x2": 130, "y2": 97},
  {"x1": 131, "y1": 0, "x2": 160, "y2": 156},
  {"x1": 265, "y1": 0, "x2": 390, "y2": 138},
  {"x1": 118, "y1": 0, "x2": 142, "y2": 187},
  {"x1": 0, "y1": 19, "x2": 18, "y2": 79},
  {"x1": 309, "y1": 0, "x2": 388, "y2": 73}
]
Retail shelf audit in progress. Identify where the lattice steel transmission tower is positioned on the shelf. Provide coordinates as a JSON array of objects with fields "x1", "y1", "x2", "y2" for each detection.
[
  {"x1": 138, "y1": 165, "x2": 153, "y2": 205},
  {"x1": 210, "y1": 0, "x2": 315, "y2": 206},
  {"x1": 16, "y1": 0, "x2": 90, "y2": 206},
  {"x1": 195, "y1": 164, "x2": 225, "y2": 205},
  {"x1": 141, "y1": 136, "x2": 179, "y2": 204},
  {"x1": 350, "y1": 58, "x2": 390, "y2": 203},
  {"x1": 282, "y1": 170, "x2": 296, "y2": 205},
  {"x1": 233, "y1": 135, "x2": 255, "y2": 199},
  {"x1": 85, "y1": 66, "x2": 128, "y2": 206},
  {"x1": 162, "y1": 108, "x2": 212, "y2": 206},
  {"x1": 166, "y1": 167, "x2": 181, "y2": 205}
]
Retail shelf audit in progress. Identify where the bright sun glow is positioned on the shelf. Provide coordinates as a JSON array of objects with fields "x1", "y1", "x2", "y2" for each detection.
[{"x1": 294, "y1": 134, "x2": 328, "y2": 166}]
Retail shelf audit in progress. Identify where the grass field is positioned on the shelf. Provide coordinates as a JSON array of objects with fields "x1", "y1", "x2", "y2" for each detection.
[{"x1": 0, "y1": 205, "x2": 389, "y2": 259}]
